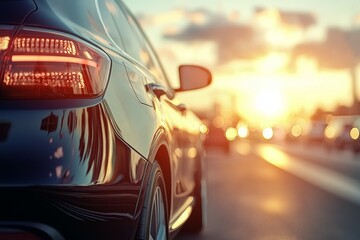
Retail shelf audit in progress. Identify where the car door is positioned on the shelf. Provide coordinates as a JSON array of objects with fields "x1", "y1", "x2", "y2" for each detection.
[{"x1": 116, "y1": 1, "x2": 194, "y2": 219}]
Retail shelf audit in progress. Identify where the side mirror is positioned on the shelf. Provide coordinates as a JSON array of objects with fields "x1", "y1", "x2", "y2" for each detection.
[{"x1": 176, "y1": 65, "x2": 212, "y2": 92}]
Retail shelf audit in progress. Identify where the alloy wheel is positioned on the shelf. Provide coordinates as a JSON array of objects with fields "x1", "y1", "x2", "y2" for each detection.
[{"x1": 149, "y1": 186, "x2": 167, "y2": 240}]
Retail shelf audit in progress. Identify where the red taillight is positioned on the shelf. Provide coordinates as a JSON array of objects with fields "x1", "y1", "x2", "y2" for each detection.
[
  {"x1": 0, "y1": 26, "x2": 14, "y2": 64},
  {"x1": 0, "y1": 27, "x2": 110, "y2": 99}
]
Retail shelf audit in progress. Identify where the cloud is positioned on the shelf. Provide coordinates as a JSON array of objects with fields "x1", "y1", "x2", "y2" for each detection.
[
  {"x1": 137, "y1": 8, "x2": 223, "y2": 27},
  {"x1": 290, "y1": 28, "x2": 360, "y2": 70},
  {"x1": 164, "y1": 21, "x2": 249, "y2": 41},
  {"x1": 254, "y1": 7, "x2": 316, "y2": 30},
  {"x1": 253, "y1": 7, "x2": 316, "y2": 48},
  {"x1": 163, "y1": 17, "x2": 267, "y2": 64},
  {"x1": 160, "y1": 7, "x2": 317, "y2": 64},
  {"x1": 138, "y1": 7, "x2": 317, "y2": 66}
]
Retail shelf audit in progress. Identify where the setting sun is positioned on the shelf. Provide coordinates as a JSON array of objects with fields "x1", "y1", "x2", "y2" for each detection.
[{"x1": 254, "y1": 87, "x2": 287, "y2": 125}]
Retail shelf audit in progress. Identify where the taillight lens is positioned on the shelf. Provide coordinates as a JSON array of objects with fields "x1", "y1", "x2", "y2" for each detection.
[
  {"x1": 0, "y1": 26, "x2": 14, "y2": 66},
  {"x1": 0, "y1": 27, "x2": 110, "y2": 99}
]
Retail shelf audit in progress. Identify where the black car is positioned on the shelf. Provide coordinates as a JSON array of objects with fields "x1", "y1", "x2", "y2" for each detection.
[{"x1": 0, "y1": 0, "x2": 211, "y2": 239}]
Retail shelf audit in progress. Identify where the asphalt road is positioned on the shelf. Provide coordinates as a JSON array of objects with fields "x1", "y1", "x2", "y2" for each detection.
[{"x1": 177, "y1": 140, "x2": 360, "y2": 240}]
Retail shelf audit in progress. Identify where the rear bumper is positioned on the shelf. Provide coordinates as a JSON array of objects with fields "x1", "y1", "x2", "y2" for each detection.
[
  {"x1": 0, "y1": 222, "x2": 65, "y2": 240},
  {"x1": 0, "y1": 184, "x2": 146, "y2": 240}
]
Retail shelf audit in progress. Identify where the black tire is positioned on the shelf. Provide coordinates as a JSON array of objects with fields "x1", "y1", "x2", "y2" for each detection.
[
  {"x1": 136, "y1": 161, "x2": 168, "y2": 240},
  {"x1": 183, "y1": 157, "x2": 207, "y2": 233}
]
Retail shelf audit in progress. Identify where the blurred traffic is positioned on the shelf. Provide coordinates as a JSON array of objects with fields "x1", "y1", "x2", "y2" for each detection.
[{"x1": 197, "y1": 105, "x2": 360, "y2": 155}]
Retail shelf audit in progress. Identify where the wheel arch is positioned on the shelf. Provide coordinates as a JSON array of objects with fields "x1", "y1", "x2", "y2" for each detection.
[{"x1": 148, "y1": 129, "x2": 173, "y2": 220}]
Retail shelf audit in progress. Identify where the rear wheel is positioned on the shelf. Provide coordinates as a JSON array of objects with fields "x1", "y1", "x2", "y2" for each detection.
[{"x1": 136, "y1": 162, "x2": 168, "y2": 240}]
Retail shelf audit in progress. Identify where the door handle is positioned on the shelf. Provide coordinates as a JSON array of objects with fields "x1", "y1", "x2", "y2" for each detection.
[{"x1": 146, "y1": 83, "x2": 167, "y2": 99}]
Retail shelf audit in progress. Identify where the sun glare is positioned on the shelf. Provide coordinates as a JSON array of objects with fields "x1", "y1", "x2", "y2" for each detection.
[
  {"x1": 255, "y1": 52, "x2": 289, "y2": 72},
  {"x1": 254, "y1": 88, "x2": 286, "y2": 122},
  {"x1": 265, "y1": 26, "x2": 304, "y2": 48}
]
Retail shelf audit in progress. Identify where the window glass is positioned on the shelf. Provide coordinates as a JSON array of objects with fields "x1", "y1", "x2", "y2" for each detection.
[
  {"x1": 119, "y1": 3, "x2": 172, "y2": 89},
  {"x1": 97, "y1": 0, "x2": 125, "y2": 49},
  {"x1": 98, "y1": 0, "x2": 145, "y2": 64}
]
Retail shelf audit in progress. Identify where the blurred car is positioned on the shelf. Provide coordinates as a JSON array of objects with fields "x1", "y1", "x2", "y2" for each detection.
[
  {"x1": 305, "y1": 120, "x2": 327, "y2": 144},
  {"x1": 204, "y1": 124, "x2": 231, "y2": 153},
  {"x1": 0, "y1": 0, "x2": 211, "y2": 239},
  {"x1": 324, "y1": 116, "x2": 355, "y2": 150}
]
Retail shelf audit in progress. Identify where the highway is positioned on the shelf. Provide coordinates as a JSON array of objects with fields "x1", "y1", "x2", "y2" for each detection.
[{"x1": 177, "y1": 140, "x2": 360, "y2": 240}]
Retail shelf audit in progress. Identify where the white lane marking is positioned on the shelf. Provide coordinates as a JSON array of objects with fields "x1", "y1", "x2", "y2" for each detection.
[{"x1": 257, "y1": 144, "x2": 360, "y2": 206}]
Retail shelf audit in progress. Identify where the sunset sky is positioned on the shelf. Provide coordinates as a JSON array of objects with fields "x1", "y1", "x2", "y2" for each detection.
[{"x1": 123, "y1": 0, "x2": 360, "y2": 127}]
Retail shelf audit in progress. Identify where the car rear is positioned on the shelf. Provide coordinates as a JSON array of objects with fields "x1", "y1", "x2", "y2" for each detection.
[{"x1": 0, "y1": 1, "x2": 147, "y2": 239}]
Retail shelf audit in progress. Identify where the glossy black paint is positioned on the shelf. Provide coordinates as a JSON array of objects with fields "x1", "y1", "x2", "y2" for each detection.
[
  {"x1": 0, "y1": 0, "x2": 36, "y2": 24},
  {"x1": 0, "y1": 104, "x2": 148, "y2": 239},
  {"x1": 0, "y1": 105, "x2": 147, "y2": 185},
  {"x1": 0, "y1": 0, "x2": 209, "y2": 239}
]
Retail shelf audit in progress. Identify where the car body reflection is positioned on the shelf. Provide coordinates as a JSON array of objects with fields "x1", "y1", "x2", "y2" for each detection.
[{"x1": 0, "y1": 104, "x2": 147, "y2": 239}]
